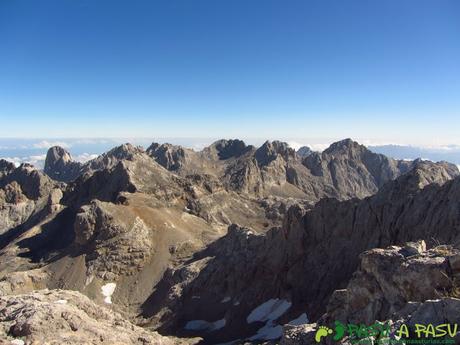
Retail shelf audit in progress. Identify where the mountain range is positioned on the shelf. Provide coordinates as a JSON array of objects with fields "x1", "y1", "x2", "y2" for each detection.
[{"x1": 0, "y1": 138, "x2": 459, "y2": 344}]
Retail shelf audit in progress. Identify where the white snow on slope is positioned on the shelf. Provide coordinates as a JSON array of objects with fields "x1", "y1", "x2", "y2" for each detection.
[
  {"x1": 288, "y1": 313, "x2": 309, "y2": 326},
  {"x1": 246, "y1": 298, "x2": 292, "y2": 324},
  {"x1": 10, "y1": 340, "x2": 25, "y2": 345},
  {"x1": 246, "y1": 298, "x2": 292, "y2": 341},
  {"x1": 185, "y1": 318, "x2": 226, "y2": 332},
  {"x1": 55, "y1": 299, "x2": 68, "y2": 305},
  {"x1": 248, "y1": 322, "x2": 283, "y2": 341},
  {"x1": 101, "y1": 282, "x2": 116, "y2": 304}
]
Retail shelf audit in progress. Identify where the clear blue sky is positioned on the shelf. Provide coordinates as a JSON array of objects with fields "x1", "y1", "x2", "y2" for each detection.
[{"x1": 0, "y1": 0, "x2": 459, "y2": 144}]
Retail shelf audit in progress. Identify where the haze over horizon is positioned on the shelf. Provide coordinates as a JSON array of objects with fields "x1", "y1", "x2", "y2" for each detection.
[
  {"x1": 2, "y1": 137, "x2": 460, "y2": 169},
  {"x1": 1, "y1": 0, "x2": 460, "y2": 144}
]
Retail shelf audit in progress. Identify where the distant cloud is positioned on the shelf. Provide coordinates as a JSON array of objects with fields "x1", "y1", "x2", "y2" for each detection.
[
  {"x1": 74, "y1": 153, "x2": 99, "y2": 162},
  {"x1": 287, "y1": 141, "x2": 330, "y2": 152},
  {"x1": 0, "y1": 152, "x2": 98, "y2": 169},
  {"x1": 191, "y1": 142, "x2": 213, "y2": 151},
  {"x1": 286, "y1": 141, "x2": 304, "y2": 150},
  {"x1": 32, "y1": 140, "x2": 71, "y2": 149},
  {"x1": 1, "y1": 154, "x2": 47, "y2": 168}
]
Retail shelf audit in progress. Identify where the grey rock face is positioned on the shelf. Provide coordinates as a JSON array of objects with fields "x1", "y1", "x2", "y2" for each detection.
[
  {"x1": 255, "y1": 140, "x2": 296, "y2": 166},
  {"x1": 0, "y1": 289, "x2": 194, "y2": 345},
  {"x1": 279, "y1": 161, "x2": 460, "y2": 320},
  {"x1": 45, "y1": 139, "x2": 458, "y2": 204},
  {"x1": 0, "y1": 163, "x2": 61, "y2": 236},
  {"x1": 204, "y1": 139, "x2": 253, "y2": 160},
  {"x1": 302, "y1": 138, "x2": 415, "y2": 199},
  {"x1": 74, "y1": 200, "x2": 154, "y2": 280},
  {"x1": 44, "y1": 143, "x2": 144, "y2": 183},
  {"x1": 279, "y1": 243, "x2": 460, "y2": 345},
  {"x1": 325, "y1": 242, "x2": 455, "y2": 324},
  {"x1": 296, "y1": 146, "x2": 313, "y2": 158},
  {"x1": 0, "y1": 160, "x2": 15, "y2": 179},
  {"x1": 151, "y1": 162, "x2": 460, "y2": 343},
  {"x1": 44, "y1": 146, "x2": 83, "y2": 182},
  {"x1": 147, "y1": 143, "x2": 188, "y2": 171}
]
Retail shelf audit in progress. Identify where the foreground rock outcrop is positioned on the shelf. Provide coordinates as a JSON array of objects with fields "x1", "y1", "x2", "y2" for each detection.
[
  {"x1": 0, "y1": 289, "x2": 198, "y2": 345},
  {"x1": 280, "y1": 242, "x2": 460, "y2": 344}
]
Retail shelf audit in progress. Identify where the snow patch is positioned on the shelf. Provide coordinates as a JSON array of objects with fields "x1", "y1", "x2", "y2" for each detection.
[
  {"x1": 55, "y1": 299, "x2": 68, "y2": 305},
  {"x1": 10, "y1": 340, "x2": 25, "y2": 345},
  {"x1": 288, "y1": 313, "x2": 309, "y2": 326},
  {"x1": 221, "y1": 296, "x2": 231, "y2": 303},
  {"x1": 185, "y1": 318, "x2": 226, "y2": 332},
  {"x1": 247, "y1": 298, "x2": 292, "y2": 324},
  {"x1": 101, "y1": 282, "x2": 116, "y2": 304},
  {"x1": 246, "y1": 298, "x2": 292, "y2": 341},
  {"x1": 248, "y1": 322, "x2": 283, "y2": 341}
]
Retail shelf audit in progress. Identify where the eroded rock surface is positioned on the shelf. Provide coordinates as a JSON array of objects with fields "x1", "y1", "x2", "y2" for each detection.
[
  {"x1": 0, "y1": 162, "x2": 61, "y2": 237},
  {"x1": 0, "y1": 289, "x2": 197, "y2": 345},
  {"x1": 280, "y1": 242, "x2": 460, "y2": 345}
]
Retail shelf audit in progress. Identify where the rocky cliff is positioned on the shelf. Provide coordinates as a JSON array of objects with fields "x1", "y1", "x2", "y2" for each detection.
[{"x1": 280, "y1": 242, "x2": 460, "y2": 345}]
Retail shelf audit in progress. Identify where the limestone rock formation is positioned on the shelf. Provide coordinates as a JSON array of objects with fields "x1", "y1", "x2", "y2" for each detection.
[
  {"x1": 0, "y1": 160, "x2": 15, "y2": 179},
  {"x1": 0, "y1": 289, "x2": 197, "y2": 345},
  {"x1": 147, "y1": 143, "x2": 190, "y2": 171},
  {"x1": 146, "y1": 162, "x2": 460, "y2": 343},
  {"x1": 325, "y1": 241, "x2": 456, "y2": 324},
  {"x1": 0, "y1": 162, "x2": 61, "y2": 236},
  {"x1": 280, "y1": 242, "x2": 460, "y2": 345},
  {"x1": 45, "y1": 139, "x2": 457, "y2": 203},
  {"x1": 44, "y1": 143, "x2": 144, "y2": 183},
  {"x1": 296, "y1": 146, "x2": 313, "y2": 158},
  {"x1": 202, "y1": 139, "x2": 253, "y2": 161},
  {"x1": 44, "y1": 146, "x2": 83, "y2": 182}
]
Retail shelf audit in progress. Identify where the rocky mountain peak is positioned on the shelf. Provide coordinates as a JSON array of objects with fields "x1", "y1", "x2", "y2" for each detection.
[
  {"x1": 296, "y1": 146, "x2": 313, "y2": 158},
  {"x1": 46, "y1": 145, "x2": 73, "y2": 165},
  {"x1": 255, "y1": 140, "x2": 296, "y2": 166},
  {"x1": 147, "y1": 142, "x2": 187, "y2": 171},
  {"x1": 323, "y1": 138, "x2": 364, "y2": 156},
  {"x1": 1, "y1": 163, "x2": 54, "y2": 200},
  {"x1": 104, "y1": 143, "x2": 143, "y2": 159},
  {"x1": 205, "y1": 139, "x2": 253, "y2": 160},
  {"x1": 44, "y1": 143, "x2": 146, "y2": 183},
  {"x1": 44, "y1": 146, "x2": 82, "y2": 182},
  {"x1": 377, "y1": 159, "x2": 460, "y2": 199},
  {"x1": 0, "y1": 159, "x2": 16, "y2": 179}
]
